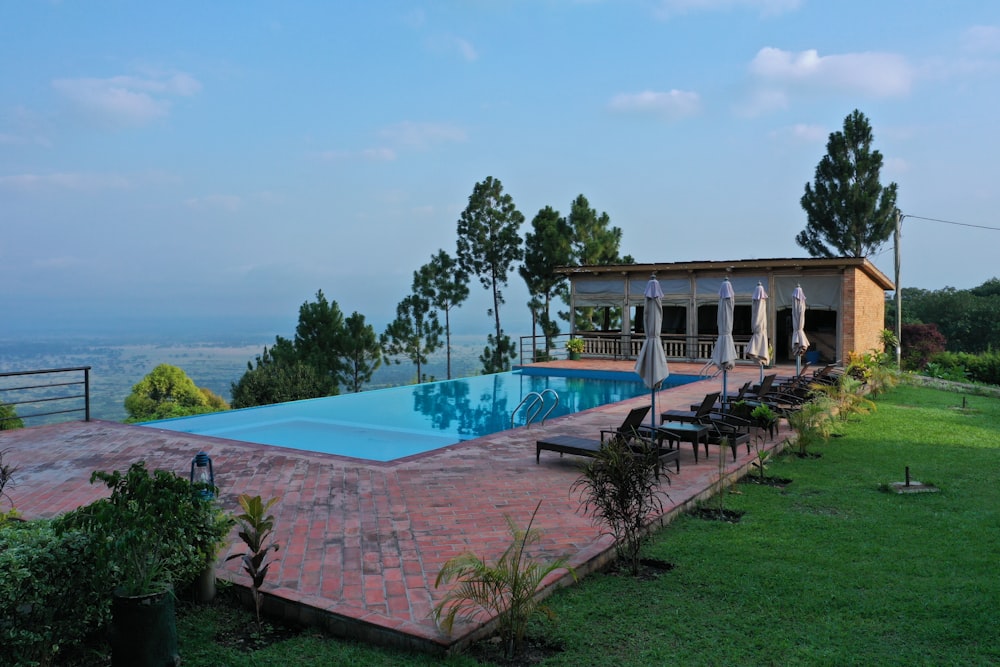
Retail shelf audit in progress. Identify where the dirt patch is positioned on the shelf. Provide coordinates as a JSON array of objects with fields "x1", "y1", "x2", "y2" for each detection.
[
  {"x1": 739, "y1": 475, "x2": 793, "y2": 488},
  {"x1": 689, "y1": 507, "x2": 745, "y2": 523},
  {"x1": 464, "y1": 635, "x2": 564, "y2": 666}
]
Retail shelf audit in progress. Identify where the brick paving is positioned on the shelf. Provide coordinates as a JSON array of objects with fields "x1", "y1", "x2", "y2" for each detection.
[{"x1": 0, "y1": 360, "x2": 790, "y2": 654}]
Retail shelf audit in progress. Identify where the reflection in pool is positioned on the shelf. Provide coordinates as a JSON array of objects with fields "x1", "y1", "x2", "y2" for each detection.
[{"x1": 146, "y1": 368, "x2": 697, "y2": 461}]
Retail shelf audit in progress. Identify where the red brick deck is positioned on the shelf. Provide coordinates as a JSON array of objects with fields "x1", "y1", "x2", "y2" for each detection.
[{"x1": 0, "y1": 361, "x2": 790, "y2": 654}]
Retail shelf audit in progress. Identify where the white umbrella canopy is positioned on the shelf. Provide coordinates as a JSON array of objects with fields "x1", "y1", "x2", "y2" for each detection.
[
  {"x1": 634, "y1": 276, "x2": 669, "y2": 431},
  {"x1": 711, "y1": 279, "x2": 738, "y2": 407},
  {"x1": 745, "y1": 282, "x2": 770, "y2": 382},
  {"x1": 791, "y1": 285, "x2": 810, "y2": 375}
]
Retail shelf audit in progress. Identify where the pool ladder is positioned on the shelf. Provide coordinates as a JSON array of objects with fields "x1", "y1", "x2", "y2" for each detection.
[{"x1": 512, "y1": 388, "x2": 560, "y2": 429}]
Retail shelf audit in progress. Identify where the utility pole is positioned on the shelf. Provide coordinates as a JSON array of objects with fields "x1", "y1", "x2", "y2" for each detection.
[{"x1": 894, "y1": 209, "x2": 903, "y2": 367}]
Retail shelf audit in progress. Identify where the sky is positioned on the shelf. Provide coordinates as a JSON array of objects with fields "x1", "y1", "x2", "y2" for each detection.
[{"x1": 3, "y1": 0, "x2": 999, "y2": 341}]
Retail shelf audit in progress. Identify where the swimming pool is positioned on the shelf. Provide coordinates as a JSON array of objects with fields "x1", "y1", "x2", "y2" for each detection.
[{"x1": 146, "y1": 368, "x2": 698, "y2": 462}]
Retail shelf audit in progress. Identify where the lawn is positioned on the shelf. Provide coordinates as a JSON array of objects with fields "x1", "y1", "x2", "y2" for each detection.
[{"x1": 173, "y1": 383, "x2": 1000, "y2": 666}]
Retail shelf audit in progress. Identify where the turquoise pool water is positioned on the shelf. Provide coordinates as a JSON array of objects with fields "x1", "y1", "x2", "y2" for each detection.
[{"x1": 146, "y1": 368, "x2": 697, "y2": 462}]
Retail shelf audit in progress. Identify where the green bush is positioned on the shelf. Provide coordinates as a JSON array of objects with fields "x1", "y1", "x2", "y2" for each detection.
[
  {"x1": 57, "y1": 461, "x2": 232, "y2": 597},
  {"x1": 0, "y1": 521, "x2": 110, "y2": 666},
  {"x1": 927, "y1": 350, "x2": 1000, "y2": 386}
]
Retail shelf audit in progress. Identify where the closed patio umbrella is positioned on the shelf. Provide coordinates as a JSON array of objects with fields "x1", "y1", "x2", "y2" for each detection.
[
  {"x1": 792, "y1": 284, "x2": 809, "y2": 376},
  {"x1": 745, "y1": 281, "x2": 770, "y2": 383},
  {"x1": 633, "y1": 275, "x2": 669, "y2": 433},
  {"x1": 711, "y1": 279, "x2": 738, "y2": 410}
]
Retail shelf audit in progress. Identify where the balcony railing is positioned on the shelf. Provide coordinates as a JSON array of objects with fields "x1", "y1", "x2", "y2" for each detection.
[
  {"x1": 0, "y1": 367, "x2": 92, "y2": 427},
  {"x1": 518, "y1": 333, "x2": 749, "y2": 363}
]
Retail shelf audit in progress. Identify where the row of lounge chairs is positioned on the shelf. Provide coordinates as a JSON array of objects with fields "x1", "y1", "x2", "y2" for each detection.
[{"x1": 535, "y1": 363, "x2": 846, "y2": 475}]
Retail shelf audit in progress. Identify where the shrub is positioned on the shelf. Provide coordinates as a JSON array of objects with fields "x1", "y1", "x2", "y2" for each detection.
[
  {"x1": 0, "y1": 403, "x2": 23, "y2": 430},
  {"x1": 901, "y1": 323, "x2": 947, "y2": 371},
  {"x1": 572, "y1": 436, "x2": 664, "y2": 576},
  {"x1": 434, "y1": 501, "x2": 574, "y2": 659},
  {"x1": 57, "y1": 461, "x2": 232, "y2": 597},
  {"x1": 0, "y1": 521, "x2": 110, "y2": 666}
]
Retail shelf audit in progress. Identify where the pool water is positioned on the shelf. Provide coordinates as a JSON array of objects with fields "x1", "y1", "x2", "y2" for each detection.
[{"x1": 146, "y1": 368, "x2": 697, "y2": 462}]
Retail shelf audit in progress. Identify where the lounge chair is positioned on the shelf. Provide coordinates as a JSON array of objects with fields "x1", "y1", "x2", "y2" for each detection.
[
  {"x1": 698, "y1": 411, "x2": 752, "y2": 460},
  {"x1": 662, "y1": 391, "x2": 721, "y2": 424},
  {"x1": 536, "y1": 405, "x2": 679, "y2": 475}
]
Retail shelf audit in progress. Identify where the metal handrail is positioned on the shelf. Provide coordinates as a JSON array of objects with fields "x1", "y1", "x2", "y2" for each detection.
[
  {"x1": 0, "y1": 366, "x2": 92, "y2": 425},
  {"x1": 535, "y1": 388, "x2": 560, "y2": 426},
  {"x1": 511, "y1": 388, "x2": 560, "y2": 429}
]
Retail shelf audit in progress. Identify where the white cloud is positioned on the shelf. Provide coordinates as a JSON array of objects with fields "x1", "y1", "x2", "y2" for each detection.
[
  {"x1": 0, "y1": 171, "x2": 131, "y2": 192},
  {"x1": 963, "y1": 25, "x2": 1000, "y2": 53},
  {"x1": 378, "y1": 121, "x2": 467, "y2": 148},
  {"x1": 51, "y1": 72, "x2": 201, "y2": 127},
  {"x1": 749, "y1": 47, "x2": 913, "y2": 97},
  {"x1": 768, "y1": 123, "x2": 827, "y2": 143},
  {"x1": 655, "y1": 0, "x2": 801, "y2": 19},
  {"x1": 184, "y1": 194, "x2": 243, "y2": 212},
  {"x1": 608, "y1": 89, "x2": 701, "y2": 119}
]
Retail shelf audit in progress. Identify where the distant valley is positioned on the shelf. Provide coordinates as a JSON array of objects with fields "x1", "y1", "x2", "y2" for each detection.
[{"x1": 0, "y1": 335, "x2": 498, "y2": 423}]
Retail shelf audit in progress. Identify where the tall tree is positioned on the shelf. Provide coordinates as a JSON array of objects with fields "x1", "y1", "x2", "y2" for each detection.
[
  {"x1": 341, "y1": 312, "x2": 382, "y2": 392},
  {"x1": 798, "y1": 109, "x2": 899, "y2": 258},
  {"x1": 292, "y1": 289, "x2": 348, "y2": 392},
  {"x1": 414, "y1": 250, "x2": 469, "y2": 379},
  {"x1": 382, "y1": 294, "x2": 444, "y2": 384},
  {"x1": 124, "y1": 363, "x2": 227, "y2": 422},
  {"x1": 566, "y1": 195, "x2": 630, "y2": 331},
  {"x1": 520, "y1": 205, "x2": 573, "y2": 357},
  {"x1": 456, "y1": 176, "x2": 525, "y2": 374}
]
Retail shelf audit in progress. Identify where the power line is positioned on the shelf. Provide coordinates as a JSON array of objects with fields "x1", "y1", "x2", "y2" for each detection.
[{"x1": 904, "y1": 214, "x2": 1000, "y2": 232}]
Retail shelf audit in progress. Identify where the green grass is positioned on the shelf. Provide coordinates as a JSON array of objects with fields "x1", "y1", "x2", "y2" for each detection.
[{"x1": 174, "y1": 384, "x2": 1000, "y2": 666}]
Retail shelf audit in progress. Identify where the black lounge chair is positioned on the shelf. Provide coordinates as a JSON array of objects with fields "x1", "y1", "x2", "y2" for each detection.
[
  {"x1": 536, "y1": 405, "x2": 679, "y2": 475},
  {"x1": 698, "y1": 411, "x2": 752, "y2": 460},
  {"x1": 662, "y1": 391, "x2": 721, "y2": 424}
]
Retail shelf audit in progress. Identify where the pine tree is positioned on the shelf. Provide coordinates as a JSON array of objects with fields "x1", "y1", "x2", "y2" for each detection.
[
  {"x1": 520, "y1": 205, "x2": 572, "y2": 357},
  {"x1": 413, "y1": 250, "x2": 469, "y2": 379},
  {"x1": 456, "y1": 176, "x2": 525, "y2": 374},
  {"x1": 798, "y1": 109, "x2": 899, "y2": 258}
]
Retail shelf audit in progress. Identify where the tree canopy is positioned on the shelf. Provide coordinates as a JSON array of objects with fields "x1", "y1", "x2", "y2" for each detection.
[
  {"x1": 124, "y1": 363, "x2": 229, "y2": 423},
  {"x1": 891, "y1": 278, "x2": 1000, "y2": 354},
  {"x1": 798, "y1": 109, "x2": 899, "y2": 258},
  {"x1": 456, "y1": 176, "x2": 525, "y2": 374},
  {"x1": 521, "y1": 205, "x2": 573, "y2": 356},
  {"x1": 231, "y1": 346, "x2": 334, "y2": 409},
  {"x1": 382, "y1": 293, "x2": 443, "y2": 383},
  {"x1": 414, "y1": 250, "x2": 469, "y2": 379}
]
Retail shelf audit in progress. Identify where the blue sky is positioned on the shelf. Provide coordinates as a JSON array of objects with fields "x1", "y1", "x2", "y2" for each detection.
[{"x1": 3, "y1": 1, "x2": 999, "y2": 340}]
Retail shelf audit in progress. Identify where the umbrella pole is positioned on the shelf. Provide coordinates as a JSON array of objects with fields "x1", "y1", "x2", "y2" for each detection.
[
  {"x1": 796, "y1": 355, "x2": 801, "y2": 377},
  {"x1": 759, "y1": 362, "x2": 764, "y2": 383},
  {"x1": 721, "y1": 369, "x2": 728, "y2": 413}
]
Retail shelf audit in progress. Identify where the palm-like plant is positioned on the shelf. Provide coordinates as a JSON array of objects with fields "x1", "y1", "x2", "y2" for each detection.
[
  {"x1": 227, "y1": 494, "x2": 280, "y2": 631},
  {"x1": 786, "y1": 395, "x2": 836, "y2": 456},
  {"x1": 572, "y1": 436, "x2": 665, "y2": 575},
  {"x1": 433, "y1": 501, "x2": 575, "y2": 659}
]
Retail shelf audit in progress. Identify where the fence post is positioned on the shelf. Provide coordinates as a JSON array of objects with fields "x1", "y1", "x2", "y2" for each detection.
[{"x1": 84, "y1": 367, "x2": 91, "y2": 421}]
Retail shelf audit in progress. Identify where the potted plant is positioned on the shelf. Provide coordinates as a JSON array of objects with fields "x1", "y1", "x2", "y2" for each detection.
[
  {"x1": 565, "y1": 337, "x2": 585, "y2": 360},
  {"x1": 59, "y1": 461, "x2": 230, "y2": 666}
]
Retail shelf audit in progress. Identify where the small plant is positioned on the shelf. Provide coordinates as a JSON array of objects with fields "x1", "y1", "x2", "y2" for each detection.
[
  {"x1": 433, "y1": 501, "x2": 575, "y2": 659},
  {"x1": 565, "y1": 337, "x2": 585, "y2": 354},
  {"x1": 572, "y1": 436, "x2": 665, "y2": 576},
  {"x1": 227, "y1": 494, "x2": 281, "y2": 631},
  {"x1": 0, "y1": 448, "x2": 20, "y2": 523},
  {"x1": 785, "y1": 396, "x2": 835, "y2": 456},
  {"x1": 749, "y1": 431, "x2": 772, "y2": 481},
  {"x1": 0, "y1": 403, "x2": 24, "y2": 430}
]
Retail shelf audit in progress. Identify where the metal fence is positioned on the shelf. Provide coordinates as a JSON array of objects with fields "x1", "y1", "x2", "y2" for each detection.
[{"x1": 0, "y1": 367, "x2": 92, "y2": 427}]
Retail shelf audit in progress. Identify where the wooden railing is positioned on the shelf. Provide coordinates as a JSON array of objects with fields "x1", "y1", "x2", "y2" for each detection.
[{"x1": 0, "y1": 367, "x2": 92, "y2": 427}]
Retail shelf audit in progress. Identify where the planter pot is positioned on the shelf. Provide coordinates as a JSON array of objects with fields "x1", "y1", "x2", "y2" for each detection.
[
  {"x1": 192, "y1": 563, "x2": 217, "y2": 603},
  {"x1": 568, "y1": 351, "x2": 581, "y2": 361},
  {"x1": 111, "y1": 588, "x2": 180, "y2": 667}
]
